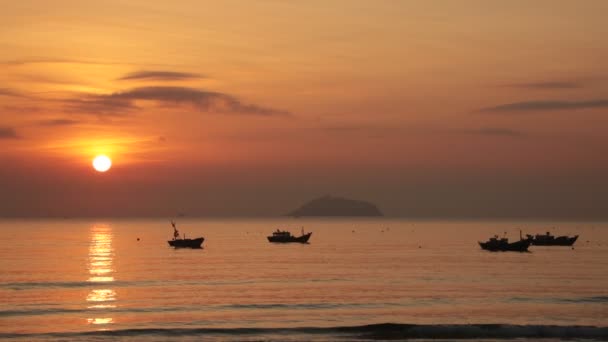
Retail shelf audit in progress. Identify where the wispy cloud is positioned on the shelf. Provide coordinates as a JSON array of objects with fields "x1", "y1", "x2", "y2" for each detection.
[
  {"x1": 505, "y1": 81, "x2": 581, "y2": 89},
  {"x1": 3, "y1": 105, "x2": 41, "y2": 114},
  {"x1": 322, "y1": 122, "x2": 407, "y2": 139},
  {"x1": 482, "y1": 99, "x2": 608, "y2": 113},
  {"x1": 0, "y1": 126, "x2": 20, "y2": 139},
  {"x1": 118, "y1": 70, "x2": 203, "y2": 81},
  {"x1": 0, "y1": 88, "x2": 22, "y2": 97},
  {"x1": 63, "y1": 97, "x2": 136, "y2": 116},
  {"x1": 466, "y1": 127, "x2": 525, "y2": 137},
  {"x1": 38, "y1": 119, "x2": 80, "y2": 126},
  {"x1": 323, "y1": 124, "x2": 375, "y2": 132},
  {"x1": 66, "y1": 86, "x2": 290, "y2": 116},
  {"x1": 0, "y1": 58, "x2": 133, "y2": 66}
]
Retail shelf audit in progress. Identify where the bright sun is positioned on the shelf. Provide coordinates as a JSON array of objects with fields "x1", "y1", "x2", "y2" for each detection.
[{"x1": 92, "y1": 155, "x2": 112, "y2": 172}]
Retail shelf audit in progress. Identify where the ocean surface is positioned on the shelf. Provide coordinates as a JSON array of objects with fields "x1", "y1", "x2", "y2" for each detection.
[{"x1": 0, "y1": 218, "x2": 607, "y2": 341}]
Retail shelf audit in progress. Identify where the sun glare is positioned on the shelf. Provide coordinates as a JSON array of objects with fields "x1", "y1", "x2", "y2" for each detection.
[{"x1": 93, "y1": 155, "x2": 112, "y2": 172}]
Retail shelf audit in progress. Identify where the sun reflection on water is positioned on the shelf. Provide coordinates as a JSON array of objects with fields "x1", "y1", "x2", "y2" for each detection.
[
  {"x1": 86, "y1": 224, "x2": 116, "y2": 326},
  {"x1": 87, "y1": 317, "x2": 114, "y2": 325}
]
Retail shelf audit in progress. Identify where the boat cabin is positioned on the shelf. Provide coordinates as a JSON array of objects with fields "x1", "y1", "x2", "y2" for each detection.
[{"x1": 272, "y1": 230, "x2": 293, "y2": 237}]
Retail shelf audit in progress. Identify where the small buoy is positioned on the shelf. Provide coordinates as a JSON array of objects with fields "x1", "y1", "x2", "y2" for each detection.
[
  {"x1": 137, "y1": 238, "x2": 140, "y2": 241},
  {"x1": 418, "y1": 245, "x2": 421, "y2": 249}
]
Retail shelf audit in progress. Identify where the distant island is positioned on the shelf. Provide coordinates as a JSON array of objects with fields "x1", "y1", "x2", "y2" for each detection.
[{"x1": 288, "y1": 195, "x2": 383, "y2": 217}]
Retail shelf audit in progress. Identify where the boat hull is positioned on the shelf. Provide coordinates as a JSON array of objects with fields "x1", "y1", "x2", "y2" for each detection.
[
  {"x1": 168, "y1": 237, "x2": 204, "y2": 248},
  {"x1": 529, "y1": 235, "x2": 578, "y2": 246},
  {"x1": 267, "y1": 232, "x2": 312, "y2": 243},
  {"x1": 479, "y1": 239, "x2": 530, "y2": 252}
]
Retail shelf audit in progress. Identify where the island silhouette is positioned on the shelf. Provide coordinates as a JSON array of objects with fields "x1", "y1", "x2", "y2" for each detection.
[{"x1": 288, "y1": 195, "x2": 383, "y2": 217}]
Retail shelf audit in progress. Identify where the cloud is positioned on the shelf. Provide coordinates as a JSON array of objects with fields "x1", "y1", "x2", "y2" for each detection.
[
  {"x1": 505, "y1": 81, "x2": 581, "y2": 89},
  {"x1": 3, "y1": 105, "x2": 42, "y2": 115},
  {"x1": 67, "y1": 86, "x2": 290, "y2": 116},
  {"x1": 325, "y1": 123, "x2": 526, "y2": 139},
  {"x1": 0, "y1": 58, "x2": 130, "y2": 66},
  {"x1": 322, "y1": 123, "x2": 406, "y2": 139},
  {"x1": 0, "y1": 88, "x2": 22, "y2": 97},
  {"x1": 324, "y1": 124, "x2": 373, "y2": 132},
  {"x1": 482, "y1": 99, "x2": 608, "y2": 113},
  {"x1": 118, "y1": 70, "x2": 203, "y2": 81},
  {"x1": 63, "y1": 97, "x2": 136, "y2": 116},
  {"x1": 467, "y1": 127, "x2": 525, "y2": 137},
  {"x1": 0, "y1": 127, "x2": 20, "y2": 139},
  {"x1": 38, "y1": 119, "x2": 80, "y2": 126}
]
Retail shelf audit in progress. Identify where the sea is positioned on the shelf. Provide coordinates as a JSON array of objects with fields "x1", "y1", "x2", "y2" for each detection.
[{"x1": 0, "y1": 218, "x2": 607, "y2": 341}]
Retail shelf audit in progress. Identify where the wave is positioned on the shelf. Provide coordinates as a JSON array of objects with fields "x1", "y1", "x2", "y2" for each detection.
[
  {"x1": 558, "y1": 296, "x2": 608, "y2": 303},
  {"x1": 0, "y1": 302, "x2": 400, "y2": 317},
  {"x1": 0, "y1": 279, "x2": 248, "y2": 290},
  {"x1": 0, "y1": 280, "x2": 147, "y2": 290},
  {"x1": 2, "y1": 323, "x2": 607, "y2": 340},
  {"x1": 510, "y1": 296, "x2": 608, "y2": 304},
  {"x1": 1, "y1": 278, "x2": 351, "y2": 290}
]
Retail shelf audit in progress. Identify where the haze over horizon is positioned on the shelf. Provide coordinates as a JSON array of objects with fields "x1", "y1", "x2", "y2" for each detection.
[{"x1": 2, "y1": 1, "x2": 608, "y2": 218}]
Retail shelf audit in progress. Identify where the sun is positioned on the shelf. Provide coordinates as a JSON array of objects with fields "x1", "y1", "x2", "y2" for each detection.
[{"x1": 92, "y1": 155, "x2": 112, "y2": 172}]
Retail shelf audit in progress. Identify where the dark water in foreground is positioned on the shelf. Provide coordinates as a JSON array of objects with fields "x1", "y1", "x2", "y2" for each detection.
[{"x1": 1, "y1": 219, "x2": 607, "y2": 341}]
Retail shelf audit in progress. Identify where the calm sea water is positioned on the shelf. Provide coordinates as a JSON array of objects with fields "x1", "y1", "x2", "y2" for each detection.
[{"x1": 1, "y1": 218, "x2": 607, "y2": 341}]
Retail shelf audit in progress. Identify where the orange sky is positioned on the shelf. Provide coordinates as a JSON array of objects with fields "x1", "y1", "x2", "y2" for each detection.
[{"x1": 1, "y1": 1, "x2": 608, "y2": 217}]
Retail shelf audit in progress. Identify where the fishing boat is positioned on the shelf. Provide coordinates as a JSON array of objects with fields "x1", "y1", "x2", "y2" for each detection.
[
  {"x1": 267, "y1": 228, "x2": 311, "y2": 243},
  {"x1": 525, "y1": 232, "x2": 578, "y2": 246},
  {"x1": 167, "y1": 221, "x2": 204, "y2": 248},
  {"x1": 479, "y1": 232, "x2": 530, "y2": 252}
]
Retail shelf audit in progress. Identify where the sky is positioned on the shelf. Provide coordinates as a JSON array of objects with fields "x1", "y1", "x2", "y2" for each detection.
[{"x1": 1, "y1": 0, "x2": 608, "y2": 218}]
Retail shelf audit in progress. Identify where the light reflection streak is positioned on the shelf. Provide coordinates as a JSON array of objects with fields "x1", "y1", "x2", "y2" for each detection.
[
  {"x1": 87, "y1": 317, "x2": 114, "y2": 325},
  {"x1": 86, "y1": 224, "x2": 116, "y2": 326}
]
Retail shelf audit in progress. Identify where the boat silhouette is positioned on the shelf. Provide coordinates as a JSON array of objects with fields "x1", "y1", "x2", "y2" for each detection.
[
  {"x1": 267, "y1": 228, "x2": 311, "y2": 243},
  {"x1": 479, "y1": 232, "x2": 530, "y2": 252},
  {"x1": 525, "y1": 232, "x2": 578, "y2": 246},
  {"x1": 168, "y1": 221, "x2": 204, "y2": 248}
]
